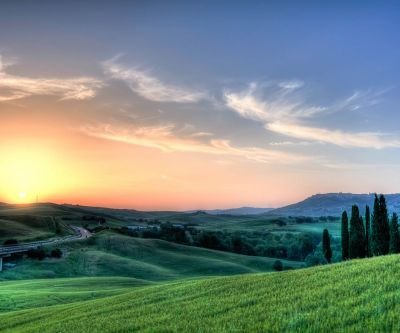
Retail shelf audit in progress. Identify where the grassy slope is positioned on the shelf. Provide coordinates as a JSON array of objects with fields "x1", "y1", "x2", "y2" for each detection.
[
  {"x1": 0, "y1": 204, "x2": 76, "y2": 242},
  {"x1": 1, "y1": 232, "x2": 303, "y2": 280},
  {"x1": 2, "y1": 255, "x2": 400, "y2": 332},
  {"x1": 0, "y1": 277, "x2": 149, "y2": 313},
  {"x1": 0, "y1": 218, "x2": 55, "y2": 242}
]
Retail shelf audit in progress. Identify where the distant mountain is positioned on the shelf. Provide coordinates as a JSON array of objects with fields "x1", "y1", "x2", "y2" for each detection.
[
  {"x1": 268, "y1": 193, "x2": 400, "y2": 217},
  {"x1": 204, "y1": 207, "x2": 274, "y2": 215}
]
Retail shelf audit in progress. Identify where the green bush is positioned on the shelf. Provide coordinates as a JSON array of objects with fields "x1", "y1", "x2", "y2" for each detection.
[
  {"x1": 51, "y1": 249, "x2": 62, "y2": 258},
  {"x1": 272, "y1": 260, "x2": 283, "y2": 271}
]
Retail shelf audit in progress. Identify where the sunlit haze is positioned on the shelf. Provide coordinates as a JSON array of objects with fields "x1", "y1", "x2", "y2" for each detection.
[{"x1": 1, "y1": 1, "x2": 400, "y2": 210}]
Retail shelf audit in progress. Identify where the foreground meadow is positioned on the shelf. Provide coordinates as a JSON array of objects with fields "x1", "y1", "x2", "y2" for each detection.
[{"x1": 2, "y1": 254, "x2": 400, "y2": 332}]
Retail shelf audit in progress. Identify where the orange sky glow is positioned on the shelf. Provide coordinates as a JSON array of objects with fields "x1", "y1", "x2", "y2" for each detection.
[{"x1": 2, "y1": 2, "x2": 400, "y2": 210}]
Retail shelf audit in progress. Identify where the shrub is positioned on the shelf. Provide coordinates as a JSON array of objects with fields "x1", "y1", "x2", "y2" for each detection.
[
  {"x1": 305, "y1": 254, "x2": 323, "y2": 267},
  {"x1": 3, "y1": 239, "x2": 18, "y2": 246},
  {"x1": 27, "y1": 248, "x2": 46, "y2": 260},
  {"x1": 51, "y1": 248, "x2": 62, "y2": 258},
  {"x1": 272, "y1": 260, "x2": 283, "y2": 271}
]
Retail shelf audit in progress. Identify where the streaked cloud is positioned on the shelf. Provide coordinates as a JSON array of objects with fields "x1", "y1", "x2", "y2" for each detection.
[
  {"x1": 267, "y1": 122, "x2": 400, "y2": 149},
  {"x1": 80, "y1": 123, "x2": 308, "y2": 164},
  {"x1": 224, "y1": 82, "x2": 324, "y2": 122},
  {"x1": 278, "y1": 80, "x2": 304, "y2": 90},
  {"x1": 0, "y1": 55, "x2": 103, "y2": 102},
  {"x1": 225, "y1": 81, "x2": 393, "y2": 149},
  {"x1": 102, "y1": 56, "x2": 207, "y2": 103}
]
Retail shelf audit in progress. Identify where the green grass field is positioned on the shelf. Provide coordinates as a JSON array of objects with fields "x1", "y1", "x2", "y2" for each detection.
[
  {"x1": 1, "y1": 231, "x2": 303, "y2": 281},
  {"x1": 0, "y1": 277, "x2": 148, "y2": 313},
  {"x1": 0, "y1": 203, "x2": 356, "y2": 332},
  {"x1": 1, "y1": 255, "x2": 400, "y2": 332}
]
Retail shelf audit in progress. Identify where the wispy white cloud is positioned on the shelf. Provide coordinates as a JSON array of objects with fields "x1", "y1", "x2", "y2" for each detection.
[
  {"x1": 278, "y1": 80, "x2": 304, "y2": 90},
  {"x1": 190, "y1": 131, "x2": 214, "y2": 137},
  {"x1": 224, "y1": 82, "x2": 325, "y2": 123},
  {"x1": 266, "y1": 122, "x2": 400, "y2": 149},
  {"x1": 268, "y1": 140, "x2": 317, "y2": 146},
  {"x1": 0, "y1": 55, "x2": 103, "y2": 102},
  {"x1": 332, "y1": 89, "x2": 387, "y2": 112},
  {"x1": 80, "y1": 123, "x2": 308, "y2": 164},
  {"x1": 102, "y1": 56, "x2": 207, "y2": 103},
  {"x1": 224, "y1": 81, "x2": 393, "y2": 149}
]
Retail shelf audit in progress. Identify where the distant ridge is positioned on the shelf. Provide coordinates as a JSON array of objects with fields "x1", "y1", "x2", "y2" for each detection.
[
  {"x1": 268, "y1": 193, "x2": 400, "y2": 217},
  {"x1": 4, "y1": 193, "x2": 400, "y2": 218},
  {"x1": 203, "y1": 207, "x2": 273, "y2": 215}
]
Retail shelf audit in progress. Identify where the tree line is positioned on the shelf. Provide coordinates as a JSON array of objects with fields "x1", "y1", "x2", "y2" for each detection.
[{"x1": 339, "y1": 194, "x2": 400, "y2": 260}]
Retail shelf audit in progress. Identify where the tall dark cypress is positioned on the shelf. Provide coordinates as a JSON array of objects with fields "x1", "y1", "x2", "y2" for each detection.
[
  {"x1": 322, "y1": 229, "x2": 332, "y2": 263},
  {"x1": 349, "y1": 205, "x2": 366, "y2": 259},
  {"x1": 365, "y1": 205, "x2": 370, "y2": 257},
  {"x1": 379, "y1": 194, "x2": 390, "y2": 254},
  {"x1": 341, "y1": 211, "x2": 349, "y2": 260},
  {"x1": 389, "y1": 213, "x2": 400, "y2": 254},
  {"x1": 371, "y1": 194, "x2": 381, "y2": 256}
]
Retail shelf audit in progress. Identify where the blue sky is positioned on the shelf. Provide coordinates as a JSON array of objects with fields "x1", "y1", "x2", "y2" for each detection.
[{"x1": 1, "y1": 1, "x2": 400, "y2": 209}]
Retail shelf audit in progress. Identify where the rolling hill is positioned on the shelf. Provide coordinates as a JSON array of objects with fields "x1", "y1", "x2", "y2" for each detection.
[
  {"x1": 1, "y1": 231, "x2": 303, "y2": 281},
  {"x1": 64, "y1": 193, "x2": 400, "y2": 218},
  {"x1": 268, "y1": 192, "x2": 400, "y2": 217},
  {"x1": 202, "y1": 207, "x2": 274, "y2": 215},
  {"x1": 0, "y1": 276, "x2": 146, "y2": 313},
  {"x1": 1, "y1": 254, "x2": 400, "y2": 332}
]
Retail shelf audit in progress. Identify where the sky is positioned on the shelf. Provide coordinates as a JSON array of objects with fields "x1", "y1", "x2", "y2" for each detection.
[{"x1": 1, "y1": 1, "x2": 400, "y2": 210}]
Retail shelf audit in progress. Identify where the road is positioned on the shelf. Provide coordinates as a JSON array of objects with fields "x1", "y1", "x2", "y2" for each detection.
[{"x1": 0, "y1": 226, "x2": 91, "y2": 256}]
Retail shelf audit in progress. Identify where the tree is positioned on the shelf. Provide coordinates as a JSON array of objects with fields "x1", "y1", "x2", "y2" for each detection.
[
  {"x1": 27, "y1": 248, "x2": 46, "y2": 260},
  {"x1": 272, "y1": 260, "x2": 283, "y2": 271},
  {"x1": 371, "y1": 194, "x2": 380, "y2": 255},
  {"x1": 298, "y1": 233, "x2": 316, "y2": 260},
  {"x1": 371, "y1": 194, "x2": 390, "y2": 256},
  {"x1": 3, "y1": 239, "x2": 18, "y2": 246},
  {"x1": 322, "y1": 229, "x2": 332, "y2": 263},
  {"x1": 341, "y1": 211, "x2": 349, "y2": 260},
  {"x1": 365, "y1": 205, "x2": 370, "y2": 257},
  {"x1": 349, "y1": 205, "x2": 366, "y2": 259},
  {"x1": 51, "y1": 248, "x2": 63, "y2": 258},
  {"x1": 379, "y1": 194, "x2": 390, "y2": 254},
  {"x1": 231, "y1": 236, "x2": 243, "y2": 254},
  {"x1": 389, "y1": 213, "x2": 400, "y2": 254}
]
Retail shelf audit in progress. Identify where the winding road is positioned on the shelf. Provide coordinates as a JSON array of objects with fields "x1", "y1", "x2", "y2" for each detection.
[{"x1": 0, "y1": 226, "x2": 91, "y2": 257}]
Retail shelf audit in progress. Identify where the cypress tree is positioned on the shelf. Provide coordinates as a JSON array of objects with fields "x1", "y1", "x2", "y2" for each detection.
[
  {"x1": 371, "y1": 194, "x2": 390, "y2": 256},
  {"x1": 365, "y1": 205, "x2": 370, "y2": 257},
  {"x1": 379, "y1": 194, "x2": 390, "y2": 254},
  {"x1": 389, "y1": 213, "x2": 400, "y2": 254},
  {"x1": 349, "y1": 205, "x2": 366, "y2": 259},
  {"x1": 322, "y1": 229, "x2": 332, "y2": 263},
  {"x1": 371, "y1": 194, "x2": 381, "y2": 255},
  {"x1": 341, "y1": 211, "x2": 349, "y2": 260}
]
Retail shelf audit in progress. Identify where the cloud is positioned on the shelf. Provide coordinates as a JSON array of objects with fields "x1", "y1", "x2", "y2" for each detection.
[
  {"x1": 225, "y1": 82, "x2": 393, "y2": 149},
  {"x1": 0, "y1": 55, "x2": 103, "y2": 102},
  {"x1": 224, "y1": 82, "x2": 324, "y2": 123},
  {"x1": 80, "y1": 123, "x2": 308, "y2": 164},
  {"x1": 266, "y1": 122, "x2": 400, "y2": 149},
  {"x1": 278, "y1": 80, "x2": 304, "y2": 90},
  {"x1": 102, "y1": 56, "x2": 207, "y2": 103},
  {"x1": 268, "y1": 140, "x2": 316, "y2": 146}
]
